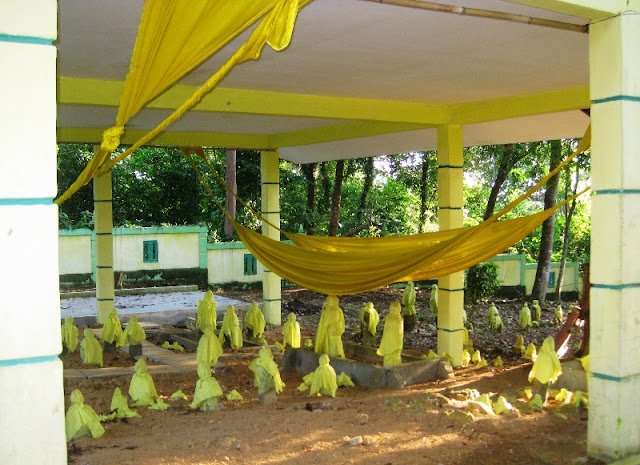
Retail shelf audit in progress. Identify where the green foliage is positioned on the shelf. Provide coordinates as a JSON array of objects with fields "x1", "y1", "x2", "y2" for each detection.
[
  {"x1": 57, "y1": 145, "x2": 263, "y2": 238},
  {"x1": 57, "y1": 144, "x2": 95, "y2": 228},
  {"x1": 463, "y1": 139, "x2": 591, "y2": 264},
  {"x1": 465, "y1": 262, "x2": 501, "y2": 304},
  {"x1": 57, "y1": 138, "x2": 590, "y2": 267}
]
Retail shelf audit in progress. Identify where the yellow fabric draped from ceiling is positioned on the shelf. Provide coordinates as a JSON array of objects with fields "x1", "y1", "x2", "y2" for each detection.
[{"x1": 56, "y1": 0, "x2": 311, "y2": 205}]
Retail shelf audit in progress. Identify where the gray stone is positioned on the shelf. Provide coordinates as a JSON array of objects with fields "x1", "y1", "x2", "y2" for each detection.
[
  {"x1": 259, "y1": 389, "x2": 277, "y2": 406},
  {"x1": 552, "y1": 360, "x2": 588, "y2": 392},
  {"x1": 280, "y1": 344, "x2": 453, "y2": 390},
  {"x1": 103, "y1": 341, "x2": 117, "y2": 353},
  {"x1": 129, "y1": 343, "x2": 143, "y2": 359}
]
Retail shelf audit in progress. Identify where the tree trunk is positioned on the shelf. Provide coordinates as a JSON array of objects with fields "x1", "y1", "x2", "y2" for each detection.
[
  {"x1": 328, "y1": 160, "x2": 345, "y2": 236},
  {"x1": 555, "y1": 164, "x2": 579, "y2": 300},
  {"x1": 483, "y1": 144, "x2": 520, "y2": 221},
  {"x1": 531, "y1": 140, "x2": 563, "y2": 304},
  {"x1": 301, "y1": 162, "x2": 317, "y2": 234},
  {"x1": 357, "y1": 157, "x2": 374, "y2": 225},
  {"x1": 419, "y1": 152, "x2": 430, "y2": 233},
  {"x1": 345, "y1": 218, "x2": 373, "y2": 237},
  {"x1": 319, "y1": 162, "x2": 331, "y2": 209},
  {"x1": 223, "y1": 149, "x2": 236, "y2": 237}
]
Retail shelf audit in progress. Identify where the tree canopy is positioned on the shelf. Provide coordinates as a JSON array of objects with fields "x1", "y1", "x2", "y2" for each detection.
[{"x1": 57, "y1": 139, "x2": 590, "y2": 266}]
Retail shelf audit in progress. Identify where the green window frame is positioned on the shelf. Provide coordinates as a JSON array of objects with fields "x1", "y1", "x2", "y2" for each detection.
[
  {"x1": 143, "y1": 240, "x2": 159, "y2": 263},
  {"x1": 244, "y1": 253, "x2": 257, "y2": 275}
]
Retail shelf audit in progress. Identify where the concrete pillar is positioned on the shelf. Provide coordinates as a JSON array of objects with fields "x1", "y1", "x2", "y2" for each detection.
[
  {"x1": 94, "y1": 168, "x2": 114, "y2": 324},
  {"x1": 0, "y1": 1, "x2": 66, "y2": 463},
  {"x1": 588, "y1": 11, "x2": 640, "y2": 462},
  {"x1": 260, "y1": 150, "x2": 282, "y2": 325},
  {"x1": 436, "y1": 124, "x2": 465, "y2": 366}
]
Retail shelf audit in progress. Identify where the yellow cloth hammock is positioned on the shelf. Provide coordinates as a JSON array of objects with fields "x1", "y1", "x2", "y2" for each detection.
[{"x1": 182, "y1": 129, "x2": 590, "y2": 295}]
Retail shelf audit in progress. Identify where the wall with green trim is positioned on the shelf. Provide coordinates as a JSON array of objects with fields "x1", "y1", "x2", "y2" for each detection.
[
  {"x1": 58, "y1": 230, "x2": 92, "y2": 274},
  {"x1": 523, "y1": 261, "x2": 581, "y2": 296},
  {"x1": 59, "y1": 228, "x2": 581, "y2": 294},
  {"x1": 58, "y1": 226, "x2": 208, "y2": 287},
  {"x1": 207, "y1": 244, "x2": 263, "y2": 285},
  {"x1": 487, "y1": 254, "x2": 581, "y2": 297}
]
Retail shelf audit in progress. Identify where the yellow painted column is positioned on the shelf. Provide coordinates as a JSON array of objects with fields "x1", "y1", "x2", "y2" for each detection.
[
  {"x1": 0, "y1": 1, "x2": 66, "y2": 463},
  {"x1": 436, "y1": 125, "x2": 465, "y2": 366},
  {"x1": 588, "y1": 11, "x2": 640, "y2": 462},
  {"x1": 260, "y1": 150, "x2": 282, "y2": 325},
  {"x1": 94, "y1": 168, "x2": 114, "y2": 324}
]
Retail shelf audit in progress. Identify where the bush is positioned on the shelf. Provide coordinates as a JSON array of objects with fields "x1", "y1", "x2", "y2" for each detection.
[{"x1": 465, "y1": 262, "x2": 501, "y2": 304}]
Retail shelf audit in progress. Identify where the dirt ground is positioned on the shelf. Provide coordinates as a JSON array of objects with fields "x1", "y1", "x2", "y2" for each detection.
[{"x1": 63, "y1": 285, "x2": 600, "y2": 465}]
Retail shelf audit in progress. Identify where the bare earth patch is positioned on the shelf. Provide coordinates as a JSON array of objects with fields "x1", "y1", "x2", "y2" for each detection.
[{"x1": 64, "y1": 286, "x2": 600, "y2": 465}]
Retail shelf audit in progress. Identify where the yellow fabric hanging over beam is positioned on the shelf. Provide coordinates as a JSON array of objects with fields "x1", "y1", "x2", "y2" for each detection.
[
  {"x1": 231, "y1": 191, "x2": 584, "y2": 295},
  {"x1": 184, "y1": 130, "x2": 589, "y2": 296},
  {"x1": 56, "y1": 0, "x2": 311, "y2": 205}
]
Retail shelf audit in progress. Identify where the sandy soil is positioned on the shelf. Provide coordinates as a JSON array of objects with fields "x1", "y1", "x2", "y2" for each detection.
[{"x1": 63, "y1": 286, "x2": 600, "y2": 465}]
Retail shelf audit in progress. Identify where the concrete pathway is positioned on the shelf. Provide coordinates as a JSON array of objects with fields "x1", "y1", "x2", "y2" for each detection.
[{"x1": 60, "y1": 290, "x2": 246, "y2": 325}]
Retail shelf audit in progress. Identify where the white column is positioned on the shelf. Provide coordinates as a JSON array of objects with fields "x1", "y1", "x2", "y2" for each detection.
[
  {"x1": 94, "y1": 168, "x2": 114, "y2": 324},
  {"x1": 0, "y1": 1, "x2": 66, "y2": 463},
  {"x1": 436, "y1": 125, "x2": 465, "y2": 366},
  {"x1": 261, "y1": 150, "x2": 282, "y2": 325},
  {"x1": 588, "y1": 11, "x2": 640, "y2": 462}
]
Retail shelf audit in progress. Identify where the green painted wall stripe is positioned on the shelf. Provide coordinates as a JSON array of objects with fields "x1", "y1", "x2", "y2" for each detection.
[
  {"x1": 0, "y1": 34, "x2": 54, "y2": 45},
  {"x1": 592, "y1": 189, "x2": 640, "y2": 195},
  {"x1": 208, "y1": 242, "x2": 250, "y2": 250},
  {"x1": 592, "y1": 95, "x2": 640, "y2": 104},
  {"x1": 439, "y1": 287, "x2": 465, "y2": 292},
  {"x1": 439, "y1": 206, "x2": 462, "y2": 210},
  {"x1": 591, "y1": 371, "x2": 640, "y2": 383},
  {"x1": 112, "y1": 226, "x2": 206, "y2": 235},
  {"x1": 0, "y1": 197, "x2": 53, "y2": 205},
  {"x1": 437, "y1": 165, "x2": 463, "y2": 169},
  {"x1": 0, "y1": 354, "x2": 58, "y2": 367},
  {"x1": 437, "y1": 327, "x2": 465, "y2": 333},
  {"x1": 59, "y1": 228, "x2": 94, "y2": 236},
  {"x1": 592, "y1": 283, "x2": 640, "y2": 290},
  {"x1": 488, "y1": 254, "x2": 525, "y2": 262}
]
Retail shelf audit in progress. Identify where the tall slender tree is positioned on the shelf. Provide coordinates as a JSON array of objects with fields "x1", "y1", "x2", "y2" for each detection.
[
  {"x1": 483, "y1": 144, "x2": 530, "y2": 220},
  {"x1": 531, "y1": 140, "x2": 563, "y2": 304},
  {"x1": 224, "y1": 149, "x2": 237, "y2": 237},
  {"x1": 328, "y1": 160, "x2": 345, "y2": 236},
  {"x1": 357, "y1": 157, "x2": 374, "y2": 226},
  {"x1": 419, "y1": 152, "x2": 430, "y2": 233},
  {"x1": 555, "y1": 161, "x2": 580, "y2": 300},
  {"x1": 319, "y1": 162, "x2": 331, "y2": 209},
  {"x1": 301, "y1": 162, "x2": 318, "y2": 234}
]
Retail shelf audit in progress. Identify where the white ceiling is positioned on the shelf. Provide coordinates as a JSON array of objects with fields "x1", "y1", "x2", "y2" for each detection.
[{"x1": 56, "y1": 0, "x2": 591, "y2": 162}]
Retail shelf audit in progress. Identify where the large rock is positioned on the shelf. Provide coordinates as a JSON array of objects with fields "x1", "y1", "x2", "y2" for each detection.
[{"x1": 552, "y1": 360, "x2": 588, "y2": 392}]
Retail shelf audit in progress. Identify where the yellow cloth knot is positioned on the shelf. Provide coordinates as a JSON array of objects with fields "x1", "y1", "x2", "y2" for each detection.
[{"x1": 101, "y1": 126, "x2": 124, "y2": 153}]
